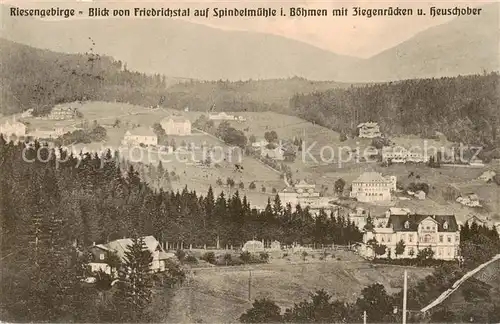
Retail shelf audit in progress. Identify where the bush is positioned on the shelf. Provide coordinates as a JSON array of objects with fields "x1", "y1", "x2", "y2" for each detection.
[
  {"x1": 201, "y1": 252, "x2": 216, "y2": 264},
  {"x1": 175, "y1": 249, "x2": 186, "y2": 261},
  {"x1": 240, "y1": 251, "x2": 252, "y2": 264},
  {"x1": 185, "y1": 255, "x2": 198, "y2": 264},
  {"x1": 259, "y1": 252, "x2": 269, "y2": 263}
]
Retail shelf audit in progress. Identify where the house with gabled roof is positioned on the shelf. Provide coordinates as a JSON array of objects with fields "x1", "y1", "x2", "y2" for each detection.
[
  {"x1": 88, "y1": 236, "x2": 174, "y2": 275},
  {"x1": 361, "y1": 214, "x2": 460, "y2": 260},
  {"x1": 122, "y1": 127, "x2": 158, "y2": 146}
]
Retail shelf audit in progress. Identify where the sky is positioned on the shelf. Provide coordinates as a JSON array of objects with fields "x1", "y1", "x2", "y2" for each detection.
[{"x1": 2, "y1": 0, "x2": 496, "y2": 58}]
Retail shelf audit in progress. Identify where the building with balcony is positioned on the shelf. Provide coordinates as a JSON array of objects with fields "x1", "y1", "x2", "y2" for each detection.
[{"x1": 360, "y1": 214, "x2": 460, "y2": 260}]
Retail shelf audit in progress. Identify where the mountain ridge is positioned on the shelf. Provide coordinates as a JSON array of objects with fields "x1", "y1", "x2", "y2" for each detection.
[{"x1": 0, "y1": 3, "x2": 498, "y2": 81}]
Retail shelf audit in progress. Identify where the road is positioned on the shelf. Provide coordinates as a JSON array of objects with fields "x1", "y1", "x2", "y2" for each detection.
[{"x1": 420, "y1": 254, "x2": 500, "y2": 312}]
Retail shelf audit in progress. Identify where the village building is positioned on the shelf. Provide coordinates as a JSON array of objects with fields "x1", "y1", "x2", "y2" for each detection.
[
  {"x1": 242, "y1": 240, "x2": 265, "y2": 253},
  {"x1": 381, "y1": 146, "x2": 425, "y2": 163},
  {"x1": 88, "y1": 236, "x2": 173, "y2": 275},
  {"x1": 360, "y1": 214, "x2": 460, "y2": 260},
  {"x1": 350, "y1": 172, "x2": 397, "y2": 203},
  {"x1": 463, "y1": 215, "x2": 488, "y2": 227},
  {"x1": 357, "y1": 122, "x2": 382, "y2": 138},
  {"x1": 0, "y1": 120, "x2": 27, "y2": 138},
  {"x1": 469, "y1": 158, "x2": 485, "y2": 167},
  {"x1": 28, "y1": 127, "x2": 66, "y2": 139},
  {"x1": 88, "y1": 243, "x2": 114, "y2": 275},
  {"x1": 261, "y1": 146, "x2": 285, "y2": 160},
  {"x1": 160, "y1": 116, "x2": 192, "y2": 136},
  {"x1": 40, "y1": 105, "x2": 80, "y2": 120},
  {"x1": 251, "y1": 139, "x2": 269, "y2": 149},
  {"x1": 278, "y1": 180, "x2": 321, "y2": 209},
  {"x1": 478, "y1": 170, "x2": 496, "y2": 182},
  {"x1": 122, "y1": 127, "x2": 158, "y2": 146},
  {"x1": 348, "y1": 207, "x2": 370, "y2": 230},
  {"x1": 208, "y1": 112, "x2": 235, "y2": 120},
  {"x1": 456, "y1": 193, "x2": 481, "y2": 207}
]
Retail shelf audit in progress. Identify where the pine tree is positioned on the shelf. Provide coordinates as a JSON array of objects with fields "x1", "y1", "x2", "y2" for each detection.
[{"x1": 114, "y1": 236, "x2": 153, "y2": 322}]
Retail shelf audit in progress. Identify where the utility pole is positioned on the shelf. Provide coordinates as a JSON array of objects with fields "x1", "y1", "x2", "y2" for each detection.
[
  {"x1": 248, "y1": 270, "x2": 252, "y2": 301},
  {"x1": 403, "y1": 270, "x2": 408, "y2": 324}
]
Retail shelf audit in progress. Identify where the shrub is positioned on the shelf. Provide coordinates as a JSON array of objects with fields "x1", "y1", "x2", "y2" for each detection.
[
  {"x1": 185, "y1": 255, "x2": 198, "y2": 264},
  {"x1": 240, "y1": 251, "x2": 252, "y2": 264},
  {"x1": 201, "y1": 252, "x2": 216, "y2": 264},
  {"x1": 259, "y1": 252, "x2": 269, "y2": 263},
  {"x1": 175, "y1": 249, "x2": 186, "y2": 262}
]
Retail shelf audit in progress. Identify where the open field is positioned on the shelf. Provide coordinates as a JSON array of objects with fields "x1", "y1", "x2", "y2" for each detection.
[{"x1": 166, "y1": 254, "x2": 433, "y2": 323}]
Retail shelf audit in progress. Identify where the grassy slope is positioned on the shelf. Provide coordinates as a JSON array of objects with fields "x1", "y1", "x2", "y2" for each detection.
[
  {"x1": 439, "y1": 258, "x2": 500, "y2": 319},
  {"x1": 166, "y1": 255, "x2": 432, "y2": 323}
]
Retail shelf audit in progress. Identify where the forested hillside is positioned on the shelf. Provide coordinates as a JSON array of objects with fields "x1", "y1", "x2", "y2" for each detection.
[
  {"x1": 2, "y1": 38, "x2": 499, "y2": 150},
  {"x1": 290, "y1": 73, "x2": 500, "y2": 148},
  {"x1": 0, "y1": 38, "x2": 167, "y2": 115},
  {"x1": 0, "y1": 137, "x2": 360, "y2": 321}
]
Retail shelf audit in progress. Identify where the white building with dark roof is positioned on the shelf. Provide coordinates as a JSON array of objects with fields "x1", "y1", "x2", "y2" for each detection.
[
  {"x1": 361, "y1": 214, "x2": 460, "y2": 260},
  {"x1": 350, "y1": 172, "x2": 397, "y2": 203},
  {"x1": 160, "y1": 116, "x2": 191, "y2": 136}
]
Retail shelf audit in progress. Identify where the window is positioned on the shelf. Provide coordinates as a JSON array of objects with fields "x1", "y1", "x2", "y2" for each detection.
[
  {"x1": 423, "y1": 234, "x2": 432, "y2": 243},
  {"x1": 443, "y1": 221, "x2": 448, "y2": 230},
  {"x1": 404, "y1": 221, "x2": 410, "y2": 229},
  {"x1": 439, "y1": 235, "x2": 443, "y2": 243},
  {"x1": 409, "y1": 234, "x2": 414, "y2": 243},
  {"x1": 99, "y1": 254, "x2": 104, "y2": 260},
  {"x1": 447, "y1": 235, "x2": 452, "y2": 243}
]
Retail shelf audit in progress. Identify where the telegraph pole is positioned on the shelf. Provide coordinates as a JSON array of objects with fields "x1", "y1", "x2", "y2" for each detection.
[
  {"x1": 402, "y1": 270, "x2": 408, "y2": 324},
  {"x1": 248, "y1": 270, "x2": 252, "y2": 301}
]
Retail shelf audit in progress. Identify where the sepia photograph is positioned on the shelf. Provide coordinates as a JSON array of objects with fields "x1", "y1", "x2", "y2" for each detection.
[{"x1": 0, "y1": 0, "x2": 499, "y2": 323}]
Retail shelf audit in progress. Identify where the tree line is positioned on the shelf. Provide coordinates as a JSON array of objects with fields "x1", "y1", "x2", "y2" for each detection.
[
  {"x1": 0, "y1": 136, "x2": 361, "y2": 321},
  {"x1": 290, "y1": 73, "x2": 500, "y2": 150}
]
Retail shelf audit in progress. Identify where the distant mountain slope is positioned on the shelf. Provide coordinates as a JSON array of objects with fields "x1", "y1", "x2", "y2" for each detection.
[
  {"x1": 339, "y1": 3, "x2": 499, "y2": 82},
  {"x1": 0, "y1": 38, "x2": 167, "y2": 114},
  {"x1": 0, "y1": 5, "x2": 359, "y2": 81}
]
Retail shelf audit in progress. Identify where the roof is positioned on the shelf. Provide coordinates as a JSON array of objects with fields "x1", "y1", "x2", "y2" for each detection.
[
  {"x1": 465, "y1": 215, "x2": 487, "y2": 224},
  {"x1": 387, "y1": 214, "x2": 459, "y2": 232},
  {"x1": 162, "y1": 116, "x2": 190, "y2": 123},
  {"x1": 389, "y1": 207, "x2": 411, "y2": 215},
  {"x1": 126, "y1": 127, "x2": 156, "y2": 137},
  {"x1": 105, "y1": 235, "x2": 160, "y2": 261},
  {"x1": 357, "y1": 122, "x2": 379, "y2": 128},
  {"x1": 353, "y1": 172, "x2": 389, "y2": 183}
]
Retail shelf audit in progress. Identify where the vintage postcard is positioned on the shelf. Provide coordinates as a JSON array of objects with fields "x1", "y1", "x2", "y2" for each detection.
[{"x1": 0, "y1": 0, "x2": 499, "y2": 323}]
